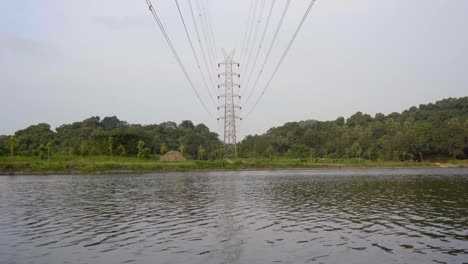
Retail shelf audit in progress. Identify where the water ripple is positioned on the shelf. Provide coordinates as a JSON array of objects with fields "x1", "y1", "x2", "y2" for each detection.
[{"x1": 0, "y1": 168, "x2": 467, "y2": 264}]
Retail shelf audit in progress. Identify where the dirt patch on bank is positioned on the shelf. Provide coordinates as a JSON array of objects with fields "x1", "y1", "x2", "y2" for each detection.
[{"x1": 160, "y1": 151, "x2": 186, "y2": 162}]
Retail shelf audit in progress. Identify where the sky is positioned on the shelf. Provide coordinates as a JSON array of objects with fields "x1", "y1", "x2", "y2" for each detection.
[{"x1": 0, "y1": 0, "x2": 467, "y2": 140}]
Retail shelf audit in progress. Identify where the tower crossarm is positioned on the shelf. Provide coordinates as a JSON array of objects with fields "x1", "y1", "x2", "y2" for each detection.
[
  {"x1": 218, "y1": 83, "x2": 241, "y2": 88},
  {"x1": 217, "y1": 94, "x2": 241, "y2": 99},
  {"x1": 217, "y1": 115, "x2": 243, "y2": 120},
  {"x1": 218, "y1": 105, "x2": 242, "y2": 109}
]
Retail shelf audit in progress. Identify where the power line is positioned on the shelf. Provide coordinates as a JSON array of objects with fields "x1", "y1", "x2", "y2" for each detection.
[
  {"x1": 174, "y1": 0, "x2": 217, "y2": 107},
  {"x1": 240, "y1": 0, "x2": 259, "y2": 65},
  {"x1": 186, "y1": 0, "x2": 218, "y2": 92},
  {"x1": 239, "y1": 0, "x2": 255, "y2": 60},
  {"x1": 240, "y1": 0, "x2": 266, "y2": 82},
  {"x1": 241, "y1": 0, "x2": 276, "y2": 91},
  {"x1": 243, "y1": 0, "x2": 291, "y2": 105},
  {"x1": 144, "y1": 0, "x2": 215, "y2": 119},
  {"x1": 194, "y1": 0, "x2": 217, "y2": 71},
  {"x1": 244, "y1": 0, "x2": 317, "y2": 118},
  {"x1": 202, "y1": 0, "x2": 218, "y2": 62}
]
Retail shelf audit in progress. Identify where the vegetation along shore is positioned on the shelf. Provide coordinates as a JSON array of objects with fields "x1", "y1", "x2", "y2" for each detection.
[{"x1": 1, "y1": 97, "x2": 467, "y2": 175}]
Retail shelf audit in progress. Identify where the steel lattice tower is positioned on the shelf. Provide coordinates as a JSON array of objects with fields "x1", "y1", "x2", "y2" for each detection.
[{"x1": 217, "y1": 51, "x2": 241, "y2": 158}]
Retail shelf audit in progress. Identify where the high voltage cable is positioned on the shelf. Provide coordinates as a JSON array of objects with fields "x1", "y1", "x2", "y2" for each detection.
[
  {"x1": 186, "y1": 0, "x2": 218, "y2": 92},
  {"x1": 239, "y1": 0, "x2": 254, "y2": 60},
  {"x1": 240, "y1": 0, "x2": 259, "y2": 65},
  {"x1": 243, "y1": 0, "x2": 291, "y2": 105},
  {"x1": 197, "y1": 0, "x2": 216, "y2": 61},
  {"x1": 194, "y1": 0, "x2": 217, "y2": 70},
  {"x1": 241, "y1": 0, "x2": 276, "y2": 90},
  {"x1": 241, "y1": 0, "x2": 266, "y2": 82},
  {"x1": 244, "y1": 0, "x2": 318, "y2": 118},
  {"x1": 241, "y1": 0, "x2": 264, "y2": 70},
  {"x1": 202, "y1": 0, "x2": 218, "y2": 62},
  {"x1": 144, "y1": 0, "x2": 215, "y2": 118},
  {"x1": 200, "y1": 0, "x2": 217, "y2": 63},
  {"x1": 174, "y1": 0, "x2": 217, "y2": 107},
  {"x1": 202, "y1": 0, "x2": 222, "y2": 119}
]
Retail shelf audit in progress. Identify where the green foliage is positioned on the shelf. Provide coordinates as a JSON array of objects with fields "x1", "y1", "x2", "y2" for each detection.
[
  {"x1": 287, "y1": 144, "x2": 309, "y2": 159},
  {"x1": 1, "y1": 97, "x2": 467, "y2": 162},
  {"x1": 108, "y1": 136, "x2": 114, "y2": 156},
  {"x1": 178, "y1": 144, "x2": 186, "y2": 154},
  {"x1": 140, "y1": 148, "x2": 151, "y2": 159},
  {"x1": 266, "y1": 145, "x2": 274, "y2": 160},
  {"x1": 160, "y1": 143, "x2": 168, "y2": 155},
  {"x1": 116, "y1": 144, "x2": 127, "y2": 157},
  {"x1": 14, "y1": 124, "x2": 54, "y2": 156},
  {"x1": 38, "y1": 144, "x2": 48, "y2": 160},
  {"x1": 239, "y1": 97, "x2": 468, "y2": 161},
  {"x1": 137, "y1": 140, "x2": 150, "y2": 159},
  {"x1": 3, "y1": 116, "x2": 221, "y2": 160},
  {"x1": 198, "y1": 145, "x2": 206, "y2": 160},
  {"x1": 8, "y1": 136, "x2": 19, "y2": 156}
]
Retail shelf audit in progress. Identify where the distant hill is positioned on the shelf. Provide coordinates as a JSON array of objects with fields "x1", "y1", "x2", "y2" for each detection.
[{"x1": 239, "y1": 97, "x2": 468, "y2": 160}]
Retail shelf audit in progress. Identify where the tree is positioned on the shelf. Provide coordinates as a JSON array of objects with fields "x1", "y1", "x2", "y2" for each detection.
[
  {"x1": 14, "y1": 123, "x2": 55, "y2": 155},
  {"x1": 198, "y1": 145, "x2": 206, "y2": 160},
  {"x1": 351, "y1": 142, "x2": 362, "y2": 158},
  {"x1": 1, "y1": 96, "x2": 467, "y2": 161},
  {"x1": 140, "y1": 148, "x2": 151, "y2": 159},
  {"x1": 335, "y1": 117, "x2": 345, "y2": 126},
  {"x1": 266, "y1": 145, "x2": 274, "y2": 160},
  {"x1": 117, "y1": 144, "x2": 127, "y2": 157},
  {"x1": 179, "y1": 120, "x2": 195, "y2": 130},
  {"x1": 101, "y1": 116, "x2": 127, "y2": 130},
  {"x1": 8, "y1": 136, "x2": 19, "y2": 156},
  {"x1": 441, "y1": 118, "x2": 464, "y2": 159},
  {"x1": 160, "y1": 143, "x2": 168, "y2": 155},
  {"x1": 80, "y1": 140, "x2": 87, "y2": 158},
  {"x1": 179, "y1": 144, "x2": 186, "y2": 154},
  {"x1": 46, "y1": 140, "x2": 53, "y2": 162},
  {"x1": 288, "y1": 144, "x2": 309, "y2": 159},
  {"x1": 309, "y1": 148, "x2": 316, "y2": 161},
  {"x1": 108, "y1": 136, "x2": 114, "y2": 157},
  {"x1": 346, "y1": 112, "x2": 372, "y2": 127},
  {"x1": 137, "y1": 140, "x2": 145, "y2": 159},
  {"x1": 413, "y1": 121, "x2": 433, "y2": 162},
  {"x1": 320, "y1": 146, "x2": 328, "y2": 158},
  {"x1": 38, "y1": 144, "x2": 47, "y2": 160},
  {"x1": 366, "y1": 145, "x2": 376, "y2": 161}
]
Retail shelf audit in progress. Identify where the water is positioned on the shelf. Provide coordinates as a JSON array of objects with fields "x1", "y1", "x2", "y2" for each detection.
[{"x1": 0, "y1": 169, "x2": 467, "y2": 264}]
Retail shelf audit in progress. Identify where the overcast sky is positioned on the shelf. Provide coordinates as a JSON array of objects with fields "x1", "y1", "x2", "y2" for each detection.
[{"x1": 1, "y1": 0, "x2": 467, "y2": 139}]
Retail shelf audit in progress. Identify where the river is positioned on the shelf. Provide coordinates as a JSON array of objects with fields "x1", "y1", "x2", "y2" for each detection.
[{"x1": 0, "y1": 168, "x2": 467, "y2": 264}]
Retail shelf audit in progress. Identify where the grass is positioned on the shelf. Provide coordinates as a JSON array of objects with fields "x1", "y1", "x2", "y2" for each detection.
[{"x1": 0, "y1": 155, "x2": 457, "y2": 175}]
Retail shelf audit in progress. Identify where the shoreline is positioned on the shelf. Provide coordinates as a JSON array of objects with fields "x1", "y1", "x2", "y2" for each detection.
[{"x1": 1, "y1": 162, "x2": 466, "y2": 176}]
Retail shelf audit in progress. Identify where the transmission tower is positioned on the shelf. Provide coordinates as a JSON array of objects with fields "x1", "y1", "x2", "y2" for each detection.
[{"x1": 217, "y1": 51, "x2": 241, "y2": 158}]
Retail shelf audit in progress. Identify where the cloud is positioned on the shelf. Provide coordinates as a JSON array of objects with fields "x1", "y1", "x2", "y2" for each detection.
[{"x1": 0, "y1": 33, "x2": 56, "y2": 57}]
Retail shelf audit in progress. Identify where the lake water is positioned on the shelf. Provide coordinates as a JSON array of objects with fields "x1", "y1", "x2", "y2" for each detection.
[{"x1": 0, "y1": 169, "x2": 467, "y2": 264}]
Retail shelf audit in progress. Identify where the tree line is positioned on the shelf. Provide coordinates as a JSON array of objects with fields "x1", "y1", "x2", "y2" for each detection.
[
  {"x1": 0, "y1": 97, "x2": 467, "y2": 161},
  {"x1": 237, "y1": 97, "x2": 468, "y2": 161},
  {"x1": 0, "y1": 117, "x2": 222, "y2": 160}
]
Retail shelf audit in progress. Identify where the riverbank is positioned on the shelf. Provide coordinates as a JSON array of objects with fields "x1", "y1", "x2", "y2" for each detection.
[{"x1": 1, "y1": 156, "x2": 466, "y2": 175}]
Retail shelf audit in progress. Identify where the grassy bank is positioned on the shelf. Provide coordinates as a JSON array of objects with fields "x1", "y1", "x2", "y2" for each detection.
[{"x1": 1, "y1": 156, "x2": 465, "y2": 175}]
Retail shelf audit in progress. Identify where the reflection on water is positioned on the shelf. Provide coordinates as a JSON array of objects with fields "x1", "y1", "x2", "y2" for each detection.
[{"x1": 0, "y1": 169, "x2": 467, "y2": 264}]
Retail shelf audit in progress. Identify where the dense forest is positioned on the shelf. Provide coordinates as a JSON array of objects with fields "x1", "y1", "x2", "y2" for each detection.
[
  {"x1": 0, "y1": 118, "x2": 222, "y2": 160},
  {"x1": 239, "y1": 97, "x2": 468, "y2": 161},
  {"x1": 1, "y1": 97, "x2": 467, "y2": 161}
]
